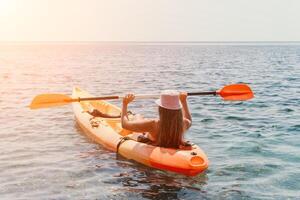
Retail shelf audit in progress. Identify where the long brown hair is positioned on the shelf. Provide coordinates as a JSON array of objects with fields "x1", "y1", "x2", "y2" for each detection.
[{"x1": 156, "y1": 106, "x2": 184, "y2": 148}]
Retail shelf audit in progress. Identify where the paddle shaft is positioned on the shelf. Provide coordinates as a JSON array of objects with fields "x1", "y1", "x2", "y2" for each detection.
[
  {"x1": 187, "y1": 91, "x2": 217, "y2": 96},
  {"x1": 71, "y1": 91, "x2": 218, "y2": 102},
  {"x1": 73, "y1": 94, "x2": 159, "y2": 102}
]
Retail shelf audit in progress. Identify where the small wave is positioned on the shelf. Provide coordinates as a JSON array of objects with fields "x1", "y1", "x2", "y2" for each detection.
[
  {"x1": 224, "y1": 116, "x2": 254, "y2": 121},
  {"x1": 287, "y1": 124, "x2": 300, "y2": 132},
  {"x1": 279, "y1": 108, "x2": 294, "y2": 112},
  {"x1": 200, "y1": 118, "x2": 215, "y2": 123}
]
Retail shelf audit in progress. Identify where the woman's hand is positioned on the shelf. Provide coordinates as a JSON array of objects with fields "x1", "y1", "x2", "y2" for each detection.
[
  {"x1": 123, "y1": 93, "x2": 135, "y2": 105},
  {"x1": 179, "y1": 92, "x2": 187, "y2": 102}
]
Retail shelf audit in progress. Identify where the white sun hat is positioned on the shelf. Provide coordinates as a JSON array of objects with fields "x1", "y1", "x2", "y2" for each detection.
[{"x1": 155, "y1": 90, "x2": 182, "y2": 110}]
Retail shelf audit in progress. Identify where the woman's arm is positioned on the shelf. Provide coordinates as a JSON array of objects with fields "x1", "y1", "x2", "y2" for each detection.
[
  {"x1": 180, "y1": 92, "x2": 192, "y2": 129},
  {"x1": 121, "y1": 94, "x2": 155, "y2": 133}
]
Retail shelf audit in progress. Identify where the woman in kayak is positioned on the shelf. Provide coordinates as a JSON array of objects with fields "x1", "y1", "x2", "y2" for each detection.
[{"x1": 121, "y1": 90, "x2": 192, "y2": 149}]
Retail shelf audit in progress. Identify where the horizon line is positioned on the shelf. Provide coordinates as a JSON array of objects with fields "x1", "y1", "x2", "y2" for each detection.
[{"x1": 1, "y1": 41, "x2": 300, "y2": 43}]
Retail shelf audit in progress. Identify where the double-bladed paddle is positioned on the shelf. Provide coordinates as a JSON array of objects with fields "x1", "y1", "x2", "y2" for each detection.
[{"x1": 29, "y1": 84, "x2": 254, "y2": 110}]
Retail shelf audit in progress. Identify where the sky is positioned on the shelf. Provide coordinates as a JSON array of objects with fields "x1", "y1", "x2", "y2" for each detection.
[{"x1": 0, "y1": 0, "x2": 299, "y2": 42}]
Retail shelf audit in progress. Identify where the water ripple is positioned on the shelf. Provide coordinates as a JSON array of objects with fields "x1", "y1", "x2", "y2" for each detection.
[{"x1": 0, "y1": 43, "x2": 299, "y2": 199}]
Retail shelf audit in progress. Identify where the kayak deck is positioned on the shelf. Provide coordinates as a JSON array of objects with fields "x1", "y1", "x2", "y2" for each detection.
[{"x1": 72, "y1": 87, "x2": 209, "y2": 176}]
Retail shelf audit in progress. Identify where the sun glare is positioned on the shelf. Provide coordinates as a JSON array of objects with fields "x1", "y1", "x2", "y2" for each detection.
[{"x1": 0, "y1": 0, "x2": 15, "y2": 16}]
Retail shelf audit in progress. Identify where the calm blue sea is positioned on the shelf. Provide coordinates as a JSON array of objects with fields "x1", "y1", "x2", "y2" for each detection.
[{"x1": 0, "y1": 43, "x2": 299, "y2": 199}]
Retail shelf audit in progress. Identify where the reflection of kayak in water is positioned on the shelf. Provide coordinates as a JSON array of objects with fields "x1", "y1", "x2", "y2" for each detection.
[{"x1": 72, "y1": 87, "x2": 209, "y2": 176}]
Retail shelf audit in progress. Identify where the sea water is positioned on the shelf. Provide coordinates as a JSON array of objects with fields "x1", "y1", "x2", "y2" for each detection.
[{"x1": 0, "y1": 43, "x2": 299, "y2": 199}]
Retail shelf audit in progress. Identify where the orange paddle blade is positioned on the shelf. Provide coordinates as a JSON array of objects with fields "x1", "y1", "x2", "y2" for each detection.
[
  {"x1": 218, "y1": 84, "x2": 254, "y2": 101},
  {"x1": 29, "y1": 94, "x2": 74, "y2": 109}
]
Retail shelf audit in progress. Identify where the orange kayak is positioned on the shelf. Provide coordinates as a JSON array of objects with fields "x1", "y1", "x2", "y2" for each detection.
[{"x1": 72, "y1": 87, "x2": 209, "y2": 176}]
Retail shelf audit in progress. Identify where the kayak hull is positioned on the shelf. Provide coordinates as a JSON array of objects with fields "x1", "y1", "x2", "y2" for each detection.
[{"x1": 72, "y1": 87, "x2": 209, "y2": 176}]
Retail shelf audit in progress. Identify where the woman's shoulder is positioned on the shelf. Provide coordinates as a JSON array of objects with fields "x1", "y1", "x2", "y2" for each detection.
[
  {"x1": 140, "y1": 118, "x2": 159, "y2": 131},
  {"x1": 152, "y1": 118, "x2": 159, "y2": 127},
  {"x1": 141, "y1": 117, "x2": 157, "y2": 124},
  {"x1": 151, "y1": 119, "x2": 159, "y2": 133}
]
